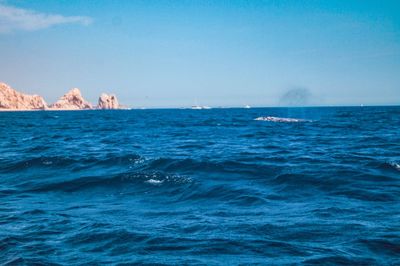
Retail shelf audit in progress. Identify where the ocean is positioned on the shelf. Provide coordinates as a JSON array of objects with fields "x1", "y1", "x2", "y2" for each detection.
[{"x1": 0, "y1": 107, "x2": 399, "y2": 265}]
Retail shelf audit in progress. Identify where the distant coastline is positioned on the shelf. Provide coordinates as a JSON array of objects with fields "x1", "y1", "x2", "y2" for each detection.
[
  {"x1": 0, "y1": 82, "x2": 125, "y2": 111},
  {"x1": 1, "y1": 82, "x2": 398, "y2": 111}
]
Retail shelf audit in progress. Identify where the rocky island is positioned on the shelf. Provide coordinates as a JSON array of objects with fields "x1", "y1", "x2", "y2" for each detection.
[
  {"x1": 0, "y1": 83, "x2": 47, "y2": 110},
  {"x1": 49, "y1": 88, "x2": 93, "y2": 110},
  {"x1": 98, "y1": 93, "x2": 119, "y2": 109},
  {"x1": 0, "y1": 82, "x2": 122, "y2": 111}
]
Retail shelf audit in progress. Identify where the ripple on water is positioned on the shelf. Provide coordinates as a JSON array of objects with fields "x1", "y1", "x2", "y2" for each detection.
[{"x1": 0, "y1": 107, "x2": 399, "y2": 264}]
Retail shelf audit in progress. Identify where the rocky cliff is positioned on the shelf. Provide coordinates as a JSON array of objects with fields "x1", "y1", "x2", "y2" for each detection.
[
  {"x1": 49, "y1": 88, "x2": 93, "y2": 110},
  {"x1": 0, "y1": 82, "x2": 123, "y2": 111},
  {"x1": 0, "y1": 83, "x2": 47, "y2": 110},
  {"x1": 98, "y1": 93, "x2": 119, "y2": 109}
]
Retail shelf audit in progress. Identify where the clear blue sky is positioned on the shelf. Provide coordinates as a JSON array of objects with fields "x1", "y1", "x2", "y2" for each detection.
[{"x1": 1, "y1": 0, "x2": 399, "y2": 107}]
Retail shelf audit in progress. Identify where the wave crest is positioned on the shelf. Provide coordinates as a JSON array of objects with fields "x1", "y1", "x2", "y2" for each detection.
[{"x1": 254, "y1": 116, "x2": 311, "y2": 122}]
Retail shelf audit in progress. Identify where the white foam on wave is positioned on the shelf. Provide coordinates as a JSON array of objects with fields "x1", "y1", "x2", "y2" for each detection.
[
  {"x1": 390, "y1": 162, "x2": 400, "y2": 171},
  {"x1": 145, "y1": 179, "x2": 164, "y2": 185},
  {"x1": 145, "y1": 175, "x2": 192, "y2": 185},
  {"x1": 254, "y1": 116, "x2": 311, "y2": 123}
]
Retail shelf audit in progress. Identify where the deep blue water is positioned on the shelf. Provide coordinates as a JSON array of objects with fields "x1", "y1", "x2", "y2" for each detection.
[{"x1": 0, "y1": 107, "x2": 399, "y2": 265}]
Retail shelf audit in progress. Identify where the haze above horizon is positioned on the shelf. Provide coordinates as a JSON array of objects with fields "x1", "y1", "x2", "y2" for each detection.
[{"x1": 0, "y1": 0, "x2": 399, "y2": 107}]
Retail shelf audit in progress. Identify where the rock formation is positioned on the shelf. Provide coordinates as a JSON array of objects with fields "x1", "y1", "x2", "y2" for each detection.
[
  {"x1": 0, "y1": 82, "x2": 123, "y2": 111},
  {"x1": 0, "y1": 83, "x2": 47, "y2": 110},
  {"x1": 98, "y1": 93, "x2": 119, "y2": 109},
  {"x1": 49, "y1": 88, "x2": 93, "y2": 110}
]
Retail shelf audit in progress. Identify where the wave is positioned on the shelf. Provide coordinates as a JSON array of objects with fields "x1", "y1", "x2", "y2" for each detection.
[
  {"x1": 145, "y1": 157, "x2": 278, "y2": 178},
  {"x1": 145, "y1": 179, "x2": 164, "y2": 185},
  {"x1": 1, "y1": 107, "x2": 400, "y2": 264},
  {"x1": 365, "y1": 161, "x2": 400, "y2": 175},
  {"x1": 388, "y1": 161, "x2": 400, "y2": 171},
  {"x1": 0, "y1": 154, "x2": 143, "y2": 173},
  {"x1": 254, "y1": 116, "x2": 312, "y2": 122},
  {"x1": 26, "y1": 171, "x2": 192, "y2": 193},
  {"x1": 303, "y1": 255, "x2": 377, "y2": 265}
]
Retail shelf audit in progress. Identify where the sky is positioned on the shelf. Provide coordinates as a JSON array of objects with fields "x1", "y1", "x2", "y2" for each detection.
[{"x1": 0, "y1": 0, "x2": 399, "y2": 108}]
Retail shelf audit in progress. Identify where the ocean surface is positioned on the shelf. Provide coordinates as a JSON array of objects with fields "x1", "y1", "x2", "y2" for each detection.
[{"x1": 0, "y1": 106, "x2": 399, "y2": 265}]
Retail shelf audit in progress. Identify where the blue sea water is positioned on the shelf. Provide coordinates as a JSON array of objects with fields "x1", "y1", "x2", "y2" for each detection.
[{"x1": 0, "y1": 107, "x2": 399, "y2": 265}]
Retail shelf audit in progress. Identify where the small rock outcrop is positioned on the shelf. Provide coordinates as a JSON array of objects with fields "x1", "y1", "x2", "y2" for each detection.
[
  {"x1": 50, "y1": 88, "x2": 92, "y2": 110},
  {"x1": 98, "y1": 93, "x2": 119, "y2": 109},
  {"x1": 0, "y1": 83, "x2": 47, "y2": 110}
]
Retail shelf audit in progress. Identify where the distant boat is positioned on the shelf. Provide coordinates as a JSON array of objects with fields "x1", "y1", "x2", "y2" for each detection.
[
  {"x1": 244, "y1": 105, "x2": 251, "y2": 109},
  {"x1": 191, "y1": 105, "x2": 211, "y2": 110}
]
